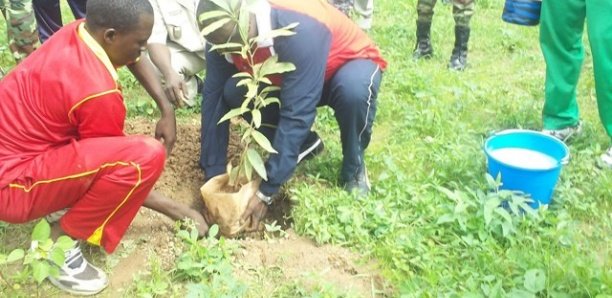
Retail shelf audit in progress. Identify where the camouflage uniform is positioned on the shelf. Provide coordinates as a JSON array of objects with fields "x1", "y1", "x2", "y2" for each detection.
[
  {"x1": 330, "y1": 0, "x2": 352, "y2": 15},
  {"x1": 329, "y1": 0, "x2": 373, "y2": 30},
  {"x1": 413, "y1": 0, "x2": 474, "y2": 71},
  {"x1": 417, "y1": 0, "x2": 474, "y2": 28},
  {"x1": 0, "y1": 0, "x2": 40, "y2": 63}
]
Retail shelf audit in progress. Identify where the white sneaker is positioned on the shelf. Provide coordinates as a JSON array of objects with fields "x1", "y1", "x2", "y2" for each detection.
[
  {"x1": 600, "y1": 147, "x2": 612, "y2": 169},
  {"x1": 48, "y1": 244, "x2": 108, "y2": 296},
  {"x1": 542, "y1": 121, "x2": 583, "y2": 142}
]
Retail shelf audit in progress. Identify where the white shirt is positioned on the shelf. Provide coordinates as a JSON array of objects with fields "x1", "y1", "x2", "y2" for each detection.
[{"x1": 148, "y1": 0, "x2": 206, "y2": 54}]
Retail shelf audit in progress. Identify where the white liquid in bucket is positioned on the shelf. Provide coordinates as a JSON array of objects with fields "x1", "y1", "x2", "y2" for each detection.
[{"x1": 489, "y1": 148, "x2": 558, "y2": 170}]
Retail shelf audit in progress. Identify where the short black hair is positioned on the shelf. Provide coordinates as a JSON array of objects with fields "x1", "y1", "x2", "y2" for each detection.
[
  {"x1": 86, "y1": 0, "x2": 153, "y2": 32},
  {"x1": 197, "y1": 0, "x2": 241, "y2": 44}
]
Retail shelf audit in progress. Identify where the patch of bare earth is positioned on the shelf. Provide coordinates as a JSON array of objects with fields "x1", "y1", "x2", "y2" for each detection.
[{"x1": 79, "y1": 117, "x2": 387, "y2": 296}]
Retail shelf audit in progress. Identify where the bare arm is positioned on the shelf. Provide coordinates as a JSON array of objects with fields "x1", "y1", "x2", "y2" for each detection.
[
  {"x1": 148, "y1": 43, "x2": 187, "y2": 106},
  {"x1": 128, "y1": 58, "x2": 177, "y2": 154},
  {"x1": 143, "y1": 190, "x2": 209, "y2": 237}
]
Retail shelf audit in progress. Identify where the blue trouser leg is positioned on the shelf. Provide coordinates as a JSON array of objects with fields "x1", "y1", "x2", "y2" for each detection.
[
  {"x1": 32, "y1": 0, "x2": 61, "y2": 42},
  {"x1": 320, "y1": 59, "x2": 382, "y2": 182},
  {"x1": 220, "y1": 59, "x2": 382, "y2": 183},
  {"x1": 32, "y1": 0, "x2": 86, "y2": 42},
  {"x1": 67, "y1": 0, "x2": 85, "y2": 20}
]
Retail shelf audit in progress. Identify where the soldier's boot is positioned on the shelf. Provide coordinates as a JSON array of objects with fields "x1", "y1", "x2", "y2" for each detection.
[
  {"x1": 448, "y1": 26, "x2": 470, "y2": 71},
  {"x1": 413, "y1": 21, "x2": 433, "y2": 60}
]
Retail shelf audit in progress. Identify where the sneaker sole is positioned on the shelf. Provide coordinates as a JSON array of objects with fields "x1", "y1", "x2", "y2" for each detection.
[
  {"x1": 48, "y1": 277, "x2": 108, "y2": 296},
  {"x1": 297, "y1": 138, "x2": 324, "y2": 163}
]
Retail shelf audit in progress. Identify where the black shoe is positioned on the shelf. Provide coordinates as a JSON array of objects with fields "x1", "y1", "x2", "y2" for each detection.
[
  {"x1": 195, "y1": 75, "x2": 204, "y2": 94},
  {"x1": 413, "y1": 21, "x2": 433, "y2": 60},
  {"x1": 297, "y1": 131, "x2": 324, "y2": 164},
  {"x1": 343, "y1": 164, "x2": 370, "y2": 197},
  {"x1": 448, "y1": 26, "x2": 470, "y2": 71}
]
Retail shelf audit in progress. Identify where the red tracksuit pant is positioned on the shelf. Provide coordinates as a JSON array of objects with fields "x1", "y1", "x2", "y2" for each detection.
[{"x1": 0, "y1": 136, "x2": 165, "y2": 253}]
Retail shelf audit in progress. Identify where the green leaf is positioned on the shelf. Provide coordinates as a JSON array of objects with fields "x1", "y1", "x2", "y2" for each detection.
[
  {"x1": 228, "y1": 165, "x2": 239, "y2": 186},
  {"x1": 494, "y1": 207, "x2": 513, "y2": 222},
  {"x1": 208, "y1": 42, "x2": 242, "y2": 53},
  {"x1": 437, "y1": 186, "x2": 459, "y2": 201},
  {"x1": 209, "y1": 0, "x2": 233, "y2": 14},
  {"x1": 501, "y1": 221, "x2": 514, "y2": 238},
  {"x1": 258, "y1": 77, "x2": 272, "y2": 86},
  {"x1": 208, "y1": 225, "x2": 219, "y2": 239},
  {"x1": 32, "y1": 260, "x2": 50, "y2": 284},
  {"x1": 524, "y1": 269, "x2": 546, "y2": 293},
  {"x1": 260, "y1": 86, "x2": 280, "y2": 94},
  {"x1": 55, "y1": 236, "x2": 75, "y2": 250},
  {"x1": 485, "y1": 173, "x2": 498, "y2": 189},
  {"x1": 252, "y1": 130, "x2": 277, "y2": 153},
  {"x1": 241, "y1": 128, "x2": 252, "y2": 142},
  {"x1": 39, "y1": 239, "x2": 54, "y2": 251},
  {"x1": 436, "y1": 214, "x2": 455, "y2": 225},
  {"x1": 247, "y1": 148, "x2": 267, "y2": 180},
  {"x1": 244, "y1": 157, "x2": 253, "y2": 181},
  {"x1": 48, "y1": 265, "x2": 60, "y2": 278},
  {"x1": 253, "y1": 23, "x2": 299, "y2": 43},
  {"x1": 198, "y1": 10, "x2": 230, "y2": 24},
  {"x1": 258, "y1": 56, "x2": 296, "y2": 77},
  {"x1": 483, "y1": 198, "x2": 499, "y2": 226},
  {"x1": 263, "y1": 97, "x2": 280, "y2": 107},
  {"x1": 5, "y1": 249, "x2": 24, "y2": 264},
  {"x1": 49, "y1": 248, "x2": 65, "y2": 267},
  {"x1": 238, "y1": 1, "x2": 250, "y2": 42},
  {"x1": 244, "y1": 82, "x2": 258, "y2": 100},
  {"x1": 251, "y1": 109, "x2": 261, "y2": 128},
  {"x1": 507, "y1": 289, "x2": 536, "y2": 298},
  {"x1": 232, "y1": 72, "x2": 252, "y2": 79},
  {"x1": 218, "y1": 107, "x2": 246, "y2": 124},
  {"x1": 236, "y1": 78, "x2": 253, "y2": 89},
  {"x1": 32, "y1": 219, "x2": 51, "y2": 242},
  {"x1": 177, "y1": 230, "x2": 190, "y2": 240},
  {"x1": 201, "y1": 17, "x2": 233, "y2": 37}
]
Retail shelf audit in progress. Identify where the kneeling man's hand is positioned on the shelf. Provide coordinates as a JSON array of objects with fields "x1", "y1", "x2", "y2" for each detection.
[{"x1": 241, "y1": 194, "x2": 268, "y2": 232}]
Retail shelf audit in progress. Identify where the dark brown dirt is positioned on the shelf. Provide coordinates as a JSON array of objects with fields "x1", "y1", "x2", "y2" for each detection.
[{"x1": 1, "y1": 116, "x2": 388, "y2": 297}]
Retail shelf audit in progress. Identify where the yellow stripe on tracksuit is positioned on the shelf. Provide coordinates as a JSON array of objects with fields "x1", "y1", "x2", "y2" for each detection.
[
  {"x1": 67, "y1": 88, "x2": 121, "y2": 125},
  {"x1": 9, "y1": 161, "x2": 142, "y2": 246}
]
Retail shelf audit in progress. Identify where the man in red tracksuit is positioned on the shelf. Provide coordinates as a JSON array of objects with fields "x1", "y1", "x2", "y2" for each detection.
[{"x1": 0, "y1": 0, "x2": 207, "y2": 295}]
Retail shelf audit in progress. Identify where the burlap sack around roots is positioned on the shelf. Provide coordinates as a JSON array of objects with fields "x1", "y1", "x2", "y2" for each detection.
[{"x1": 200, "y1": 174, "x2": 260, "y2": 237}]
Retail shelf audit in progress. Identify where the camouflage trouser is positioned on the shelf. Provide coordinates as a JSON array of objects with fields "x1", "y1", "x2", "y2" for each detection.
[
  {"x1": 0, "y1": 0, "x2": 39, "y2": 63},
  {"x1": 329, "y1": 0, "x2": 374, "y2": 29},
  {"x1": 417, "y1": 0, "x2": 475, "y2": 28},
  {"x1": 329, "y1": 0, "x2": 353, "y2": 15}
]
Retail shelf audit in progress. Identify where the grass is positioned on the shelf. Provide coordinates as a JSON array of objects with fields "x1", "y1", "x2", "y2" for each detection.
[{"x1": 1, "y1": 0, "x2": 610, "y2": 296}]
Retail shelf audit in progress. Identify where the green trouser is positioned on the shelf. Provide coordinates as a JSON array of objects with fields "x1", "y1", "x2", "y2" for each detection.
[
  {"x1": 0, "y1": 0, "x2": 39, "y2": 63},
  {"x1": 417, "y1": 0, "x2": 474, "y2": 28},
  {"x1": 540, "y1": 0, "x2": 612, "y2": 140}
]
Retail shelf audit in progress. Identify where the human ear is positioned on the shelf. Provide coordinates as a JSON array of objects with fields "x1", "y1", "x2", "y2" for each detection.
[{"x1": 103, "y1": 28, "x2": 117, "y2": 44}]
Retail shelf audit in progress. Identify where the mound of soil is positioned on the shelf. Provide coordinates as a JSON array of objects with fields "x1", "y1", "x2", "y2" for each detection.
[{"x1": 92, "y1": 117, "x2": 387, "y2": 296}]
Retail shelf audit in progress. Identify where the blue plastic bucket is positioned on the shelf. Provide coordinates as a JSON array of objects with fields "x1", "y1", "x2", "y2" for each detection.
[
  {"x1": 502, "y1": 0, "x2": 542, "y2": 26},
  {"x1": 484, "y1": 130, "x2": 569, "y2": 207}
]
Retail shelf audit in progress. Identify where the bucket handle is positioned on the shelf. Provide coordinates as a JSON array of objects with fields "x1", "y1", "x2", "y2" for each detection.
[{"x1": 560, "y1": 154, "x2": 570, "y2": 165}]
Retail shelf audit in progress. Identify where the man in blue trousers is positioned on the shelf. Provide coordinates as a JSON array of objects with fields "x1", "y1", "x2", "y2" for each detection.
[
  {"x1": 198, "y1": 0, "x2": 386, "y2": 230},
  {"x1": 33, "y1": 0, "x2": 86, "y2": 42}
]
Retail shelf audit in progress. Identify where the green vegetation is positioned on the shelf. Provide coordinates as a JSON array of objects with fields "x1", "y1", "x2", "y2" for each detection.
[
  {"x1": 0, "y1": 0, "x2": 609, "y2": 296},
  {"x1": 0, "y1": 220, "x2": 74, "y2": 296}
]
